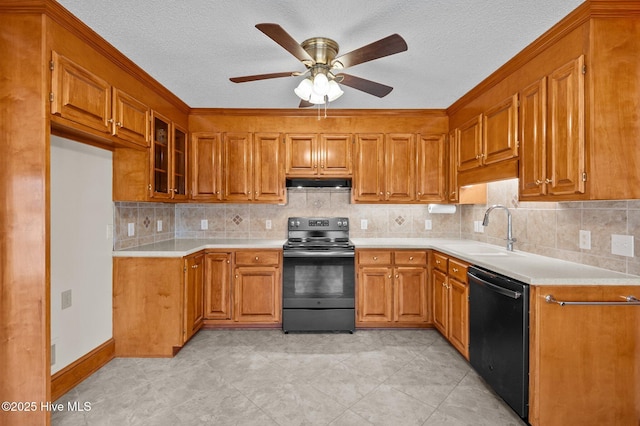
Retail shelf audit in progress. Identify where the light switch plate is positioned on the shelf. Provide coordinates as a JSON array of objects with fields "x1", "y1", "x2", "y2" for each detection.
[
  {"x1": 579, "y1": 230, "x2": 591, "y2": 250},
  {"x1": 157, "y1": 220, "x2": 163, "y2": 232},
  {"x1": 265, "y1": 219, "x2": 272, "y2": 230},
  {"x1": 201, "y1": 219, "x2": 208, "y2": 230},
  {"x1": 127, "y1": 222, "x2": 135, "y2": 237},
  {"x1": 61, "y1": 289, "x2": 72, "y2": 310},
  {"x1": 611, "y1": 234, "x2": 634, "y2": 257}
]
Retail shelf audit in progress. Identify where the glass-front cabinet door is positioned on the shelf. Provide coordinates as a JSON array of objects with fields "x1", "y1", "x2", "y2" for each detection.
[
  {"x1": 150, "y1": 111, "x2": 188, "y2": 200},
  {"x1": 172, "y1": 125, "x2": 188, "y2": 201}
]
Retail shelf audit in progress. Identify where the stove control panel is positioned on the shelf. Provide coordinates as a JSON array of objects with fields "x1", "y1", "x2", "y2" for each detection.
[{"x1": 287, "y1": 217, "x2": 349, "y2": 231}]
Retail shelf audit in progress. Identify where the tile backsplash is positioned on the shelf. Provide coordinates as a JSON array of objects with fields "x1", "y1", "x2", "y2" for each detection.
[
  {"x1": 114, "y1": 180, "x2": 640, "y2": 276},
  {"x1": 462, "y1": 179, "x2": 640, "y2": 276}
]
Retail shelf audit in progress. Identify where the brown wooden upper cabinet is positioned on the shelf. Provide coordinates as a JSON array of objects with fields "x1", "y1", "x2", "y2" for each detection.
[
  {"x1": 223, "y1": 132, "x2": 285, "y2": 203},
  {"x1": 416, "y1": 134, "x2": 447, "y2": 202},
  {"x1": 191, "y1": 132, "x2": 223, "y2": 202},
  {"x1": 149, "y1": 112, "x2": 188, "y2": 200},
  {"x1": 519, "y1": 55, "x2": 585, "y2": 199},
  {"x1": 456, "y1": 94, "x2": 519, "y2": 174},
  {"x1": 50, "y1": 51, "x2": 150, "y2": 148},
  {"x1": 285, "y1": 133, "x2": 353, "y2": 177},
  {"x1": 353, "y1": 133, "x2": 416, "y2": 203}
]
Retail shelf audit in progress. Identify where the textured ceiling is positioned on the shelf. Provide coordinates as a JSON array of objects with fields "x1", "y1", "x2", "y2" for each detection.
[{"x1": 56, "y1": 0, "x2": 584, "y2": 109}]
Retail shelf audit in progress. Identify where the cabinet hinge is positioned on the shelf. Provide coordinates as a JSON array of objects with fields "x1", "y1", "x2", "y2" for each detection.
[
  {"x1": 49, "y1": 60, "x2": 54, "y2": 71},
  {"x1": 582, "y1": 172, "x2": 587, "y2": 182},
  {"x1": 582, "y1": 65, "x2": 586, "y2": 75},
  {"x1": 49, "y1": 92, "x2": 54, "y2": 102}
]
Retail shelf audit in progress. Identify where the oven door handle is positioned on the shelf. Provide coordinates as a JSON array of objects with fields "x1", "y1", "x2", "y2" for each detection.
[
  {"x1": 468, "y1": 271, "x2": 522, "y2": 299},
  {"x1": 283, "y1": 250, "x2": 355, "y2": 258}
]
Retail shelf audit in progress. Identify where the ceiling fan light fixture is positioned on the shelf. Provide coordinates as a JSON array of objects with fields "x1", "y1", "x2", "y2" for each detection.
[
  {"x1": 326, "y1": 80, "x2": 344, "y2": 102},
  {"x1": 294, "y1": 78, "x2": 313, "y2": 100},
  {"x1": 311, "y1": 72, "x2": 330, "y2": 96}
]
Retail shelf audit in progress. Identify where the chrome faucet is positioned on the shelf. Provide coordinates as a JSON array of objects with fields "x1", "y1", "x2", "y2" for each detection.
[{"x1": 482, "y1": 204, "x2": 517, "y2": 251}]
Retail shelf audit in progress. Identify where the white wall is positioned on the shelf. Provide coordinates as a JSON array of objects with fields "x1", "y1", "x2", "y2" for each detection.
[{"x1": 50, "y1": 136, "x2": 113, "y2": 374}]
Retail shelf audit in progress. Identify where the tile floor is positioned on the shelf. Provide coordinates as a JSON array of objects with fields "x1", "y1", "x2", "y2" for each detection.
[{"x1": 53, "y1": 329, "x2": 527, "y2": 426}]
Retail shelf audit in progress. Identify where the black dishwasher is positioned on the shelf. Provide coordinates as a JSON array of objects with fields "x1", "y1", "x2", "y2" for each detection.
[{"x1": 468, "y1": 266, "x2": 529, "y2": 420}]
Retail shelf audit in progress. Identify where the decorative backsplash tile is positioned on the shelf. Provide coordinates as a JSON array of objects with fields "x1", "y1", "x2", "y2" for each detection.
[{"x1": 114, "y1": 183, "x2": 640, "y2": 275}]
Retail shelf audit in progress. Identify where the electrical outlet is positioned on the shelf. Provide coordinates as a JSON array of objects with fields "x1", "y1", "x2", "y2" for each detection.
[
  {"x1": 265, "y1": 219, "x2": 272, "y2": 230},
  {"x1": 201, "y1": 219, "x2": 208, "y2": 230},
  {"x1": 579, "y1": 230, "x2": 591, "y2": 250},
  {"x1": 361, "y1": 219, "x2": 368, "y2": 230},
  {"x1": 611, "y1": 234, "x2": 634, "y2": 257},
  {"x1": 424, "y1": 219, "x2": 432, "y2": 230},
  {"x1": 157, "y1": 220, "x2": 163, "y2": 232},
  {"x1": 61, "y1": 289, "x2": 72, "y2": 310},
  {"x1": 127, "y1": 222, "x2": 135, "y2": 237},
  {"x1": 473, "y1": 221, "x2": 484, "y2": 233}
]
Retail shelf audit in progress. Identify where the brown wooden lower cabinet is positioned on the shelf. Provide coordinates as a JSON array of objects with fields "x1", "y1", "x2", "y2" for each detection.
[
  {"x1": 204, "y1": 251, "x2": 233, "y2": 320},
  {"x1": 113, "y1": 248, "x2": 282, "y2": 357},
  {"x1": 113, "y1": 252, "x2": 204, "y2": 357},
  {"x1": 204, "y1": 249, "x2": 282, "y2": 325},
  {"x1": 356, "y1": 249, "x2": 430, "y2": 327},
  {"x1": 528, "y1": 285, "x2": 640, "y2": 426},
  {"x1": 431, "y1": 251, "x2": 469, "y2": 359}
]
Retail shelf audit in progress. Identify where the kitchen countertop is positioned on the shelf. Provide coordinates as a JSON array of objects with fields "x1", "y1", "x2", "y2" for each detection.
[{"x1": 114, "y1": 238, "x2": 640, "y2": 286}]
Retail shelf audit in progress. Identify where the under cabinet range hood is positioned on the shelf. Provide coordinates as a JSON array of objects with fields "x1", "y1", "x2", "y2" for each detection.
[{"x1": 286, "y1": 178, "x2": 351, "y2": 189}]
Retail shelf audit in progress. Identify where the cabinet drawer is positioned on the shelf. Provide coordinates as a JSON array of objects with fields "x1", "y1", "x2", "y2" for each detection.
[
  {"x1": 433, "y1": 252, "x2": 448, "y2": 272},
  {"x1": 234, "y1": 250, "x2": 281, "y2": 266},
  {"x1": 448, "y1": 258, "x2": 469, "y2": 282},
  {"x1": 394, "y1": 250, "x2": 427, "y2": 265},
  {"x1": 357, "y1": 250, "x2": 392, "y2": 265}
]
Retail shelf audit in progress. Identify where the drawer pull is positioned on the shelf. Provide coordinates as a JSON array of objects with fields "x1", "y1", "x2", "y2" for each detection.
[
  {"x1": 452, "y1": 267, "x2": 459, "y2": 273},
  {"x1": 373, "y1": 256, "x2": 378, "y2": 261},
  {"x1": 255, "y1": 256, "x2": 259, "y2": 260},
  {"x1": 545, "y1": 294, "x2": 640, "y2": 306},
  {"x1": 409, "y1": 256, "x2": 414, "y2": 260},
  {"x1": 435, "y1": 260, "x2": 441, "y2": 264}
]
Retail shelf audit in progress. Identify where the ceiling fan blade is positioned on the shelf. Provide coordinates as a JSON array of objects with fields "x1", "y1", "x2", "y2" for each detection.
[
  {"x1": 336, "y1": 73, "x2": 393, "y2": 98},
  {"x1": 229, "y1": 72, "x2": 298, "y2": 83},
  {"x1": 255, "y1": 23, "x2": 314, "y2": 63},
  {"x1": 333, "y1": 34, "x2": 407, "y2": 69},
  {"x1": 298, "y1": 100, "x2": 314, "y2": 108}
]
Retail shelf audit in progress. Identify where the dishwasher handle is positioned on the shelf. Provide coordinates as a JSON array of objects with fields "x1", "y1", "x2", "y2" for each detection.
[{"x1": 468, "y1": 271, "x2": 522, "y2": 300}]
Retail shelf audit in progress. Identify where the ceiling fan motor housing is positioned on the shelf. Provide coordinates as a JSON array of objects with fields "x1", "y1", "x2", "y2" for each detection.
[{"x1": 301, "y1": 37, "x2": 339, "y2": 65}]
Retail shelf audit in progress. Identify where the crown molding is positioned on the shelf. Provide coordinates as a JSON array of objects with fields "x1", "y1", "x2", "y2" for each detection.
[
  {"x1": 447, "y1": 0, "x2": 640, "y2": 116},
  {"x1": 1, "y1": 0, "x2": 190, "y2": 115},
  {"x1": 190, "y1": 108, "x2": 447, "y2": 118}
]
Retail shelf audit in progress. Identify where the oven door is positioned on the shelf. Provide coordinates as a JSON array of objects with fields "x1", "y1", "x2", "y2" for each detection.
[{"x1": 282, "y1": 250, "x2": 355, "y2": 309}]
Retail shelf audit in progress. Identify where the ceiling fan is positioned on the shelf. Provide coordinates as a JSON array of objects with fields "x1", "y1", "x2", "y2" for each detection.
[{"x1": 229, "y1": 23, "x2": 408, "y2": 107}]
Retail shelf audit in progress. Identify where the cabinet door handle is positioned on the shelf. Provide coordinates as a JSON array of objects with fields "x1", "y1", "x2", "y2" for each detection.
[
  {"x1": 226, "y1": 260, "x2": 230, "y2": 264},
  {"x1": 108, "y1": 118, "x2": 114, "y2": 124},
  {"x1": 388, "y1": 275, "x2": 392, "y2": 279},
  {"x1": 395, "y1": 275, "x2": 399, "y2": 278},
  {"x1": 535, "y1": 179, "x2": 542, "y2": 185},
  {"x1": 545, "y1": 178, "x2": 553, "y2": 184}
]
